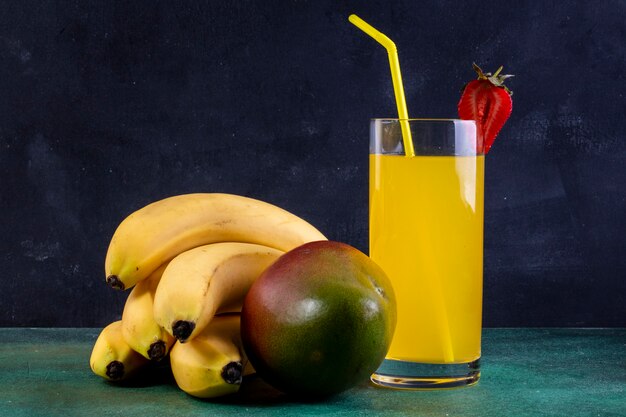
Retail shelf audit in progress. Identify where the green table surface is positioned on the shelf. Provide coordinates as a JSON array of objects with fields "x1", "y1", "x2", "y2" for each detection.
[{"x1": 0, "y1": 328, "x2": 624, "y2": 417}]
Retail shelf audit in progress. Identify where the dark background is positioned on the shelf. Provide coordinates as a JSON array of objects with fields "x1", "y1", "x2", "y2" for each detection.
[{"x1": 1, "y1": 1, "x2": 624, "y2": 327}]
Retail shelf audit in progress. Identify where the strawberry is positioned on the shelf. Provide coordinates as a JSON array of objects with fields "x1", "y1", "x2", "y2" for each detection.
[{"x1": 458, "y1": 63, "x2": 513, "y2": 154}]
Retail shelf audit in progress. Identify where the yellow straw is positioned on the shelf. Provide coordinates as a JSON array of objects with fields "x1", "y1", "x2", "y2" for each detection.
[
  {"x1": 350, "y1": 14, "x2": 456, "y2": 362},
  {"x1": 348, "y1": 14, "x2": 415, "y2": 157}
]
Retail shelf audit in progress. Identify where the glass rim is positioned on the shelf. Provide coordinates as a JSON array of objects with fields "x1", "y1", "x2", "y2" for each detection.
[
  {"x1": 370, "y1": 118, "x2": 476, "y2": 124},
  {"x1": 369, "y1": 117, "x2": 482, "y2": 156}
]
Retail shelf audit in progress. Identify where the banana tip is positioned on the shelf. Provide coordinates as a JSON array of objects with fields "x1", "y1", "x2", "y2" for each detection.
[
  {"x1": 221, "y1": 361, "x2": 243, "y2": 385},
  {"x1": 172, "y1": 321, "x2": 195, "y2": 343},
  {"x1": 148, "y1": 341, "x2": 167, "y2": 361},
  {"x1": 106, "y1": 275, "x2": 125, "y2": 290},
  {"x1": 106, "y1": 360, "x2": 125, "y2": 380}
]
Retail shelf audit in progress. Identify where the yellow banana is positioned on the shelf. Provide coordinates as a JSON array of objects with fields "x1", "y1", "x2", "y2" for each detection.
[
  {"x1": 89, "y1": 321, "x2": 148, "y2": 381},
  {"x1": 170, "y1": 314, "x2": 251, "y2": 398},
  {"x1": 105, "y1": 193, "x2": 326, "y2": 290},
  {"x1": 153, "y1": 242, "x2": 283, "y2": 342},
  {"x1": 121, "y1": 264, "x2": 175, "y2": 360}
]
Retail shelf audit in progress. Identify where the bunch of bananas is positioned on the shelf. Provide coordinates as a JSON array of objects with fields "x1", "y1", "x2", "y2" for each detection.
[{"x1": 89, "y1": 193, "x2": 326, "y2": 398}]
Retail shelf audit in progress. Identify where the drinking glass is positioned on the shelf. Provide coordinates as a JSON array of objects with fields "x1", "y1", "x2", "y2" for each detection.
[{"x1": 369, "y1": 119, "x2": 483, "y2": 389}]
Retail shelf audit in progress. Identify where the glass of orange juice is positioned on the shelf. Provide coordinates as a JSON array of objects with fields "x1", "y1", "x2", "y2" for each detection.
[{"x1": 369, "y1": 119, "x2": 484, "y2": 389}]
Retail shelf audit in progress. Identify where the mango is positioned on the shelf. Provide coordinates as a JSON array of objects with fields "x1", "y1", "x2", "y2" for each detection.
[{"x1": 241, "y1": 241, "x2": 396, "y2": 398}]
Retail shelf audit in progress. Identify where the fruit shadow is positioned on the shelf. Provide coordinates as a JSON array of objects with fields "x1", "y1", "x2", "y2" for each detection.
[
  {"x1": 195, "y1": 375, "x2": 338, "y2": 407},
  {"x1": 198, "y1": 375, "x2": 289, "y2": 406},
  {"x1": 108, "y1": 359, "x2": 175, "y2": 389}
]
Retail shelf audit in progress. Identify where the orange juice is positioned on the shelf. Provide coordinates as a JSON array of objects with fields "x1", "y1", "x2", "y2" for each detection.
[{"x1": 369, "y1": 154, "x2": 484, "y2": 364}]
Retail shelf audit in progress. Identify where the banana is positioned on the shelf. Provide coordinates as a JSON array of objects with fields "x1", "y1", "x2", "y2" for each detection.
[
  {"x1": 121, "y1": 264, "x2": 176, "y2": 361},
  {"x1": 170, "y1": 314, "x2": 252, "y2": 398},
  {"x1": 105, "y1": 193, "x2": 326, "y2": 290},
  {"x1": 153, "y1": 242, "x2": 283, "y2": 342},
  {"x1": 90, "y1": 320, "x2": 148, "y2": 381}
]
